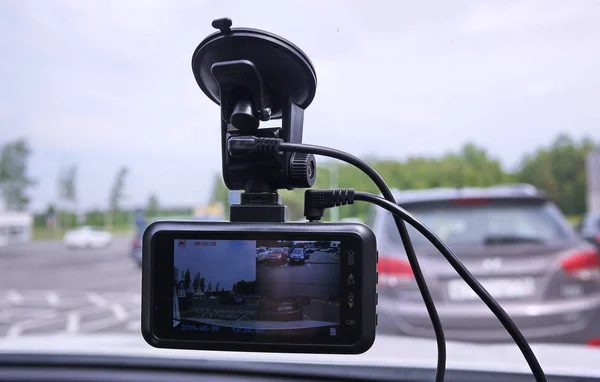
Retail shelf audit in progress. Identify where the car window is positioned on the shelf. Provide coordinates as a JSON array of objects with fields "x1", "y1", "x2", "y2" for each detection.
[
  {"x1": 2, "y1": 1, "x2": 600, "y2": 378},
  {"x1": 385, "y1": 201, "x2": 573, "y2": 247}
]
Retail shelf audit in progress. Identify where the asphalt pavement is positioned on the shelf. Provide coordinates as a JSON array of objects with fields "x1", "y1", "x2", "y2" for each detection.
[
  {"x1": 0, "y1": 237, "x2": 141, "y2": 337},
  {"x1": 0, "y1": 243, "x2": 342, "y2": 337}
]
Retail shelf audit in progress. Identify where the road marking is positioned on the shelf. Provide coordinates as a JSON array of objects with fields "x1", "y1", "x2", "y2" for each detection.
[
  {"x1": 111, "y1": 304, "x2": 127, "y2": 320},
  {"x1": 80, "y1": 317, "x2": 124, "y2": 333},
  {"x1": 303, "y1": 314, "x2": 311, "y2": 320},
  {"x1": 87, "y1": 293, "x2": 108, "y2": 308},
  {"x1": 305, "y1": 262, "x2": 311, "y2": 267},
  {"x1": 7, "y1": 290, "x2": 23, "y2": 305},
  {"x1": 6, "y1": 311, "x2": 60, "y2": 338},
  {"x1": 45, "y1": 292, "x2": 60, "y2": 306},
  {"x1": 66, "y1": 312, "x2": 80, "y2": 333}
]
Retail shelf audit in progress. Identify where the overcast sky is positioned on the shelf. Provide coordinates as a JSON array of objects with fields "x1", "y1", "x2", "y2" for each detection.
[
  {"x1": 1, "y1": 0, "x2": 600, "y2": 212},
  {"x1": 174, "y1": 240, "x2": 256, "y2": 290}
]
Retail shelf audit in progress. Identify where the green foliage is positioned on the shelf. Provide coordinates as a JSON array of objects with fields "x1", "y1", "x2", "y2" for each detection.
[
  {"x1": 0, "y1": 139, "x2": 36, "y2": 211},
  {"x1": 517, "y1": 135, "x2": 594, "y2": 216},
  {"x1": 208, "y1": 136, "x2": 597, "y2": 220},
  {"x1": 58, "y1": 166, "x2": 77, "y2": 204}
]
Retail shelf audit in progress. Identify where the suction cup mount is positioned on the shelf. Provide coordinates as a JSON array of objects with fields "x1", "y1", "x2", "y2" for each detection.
[{"x1": 192, "y1": 18, "x2": 318, "y2": 203}]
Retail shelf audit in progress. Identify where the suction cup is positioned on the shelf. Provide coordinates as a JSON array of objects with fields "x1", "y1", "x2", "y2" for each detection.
[{"x1": 192, "y1": 18, "x2": 317, "y2": 121}]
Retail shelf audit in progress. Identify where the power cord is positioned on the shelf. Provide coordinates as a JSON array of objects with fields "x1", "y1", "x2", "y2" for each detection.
[
  {"x1": 303, "y1": 188, "x2": 547, "y2": 382},
  {"x1": 229, "y1": 136, "x2": 548, "y2": 381},
  {"x1": 231, "y1": 137, "x2": 446, "y2": 382}
]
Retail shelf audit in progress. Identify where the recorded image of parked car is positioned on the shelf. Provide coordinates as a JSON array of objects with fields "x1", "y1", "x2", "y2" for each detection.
[
  {"x1": 256, "y1": 247, "x2": 269, "y2": 264},
  {"x1": 289, "y1": 247, "x2": 308, "y2": 265}
]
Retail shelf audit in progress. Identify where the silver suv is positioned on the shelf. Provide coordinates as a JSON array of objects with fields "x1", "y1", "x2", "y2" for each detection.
[{"x1": 372, "y1": 184, "x2": 600, "y2": 344}]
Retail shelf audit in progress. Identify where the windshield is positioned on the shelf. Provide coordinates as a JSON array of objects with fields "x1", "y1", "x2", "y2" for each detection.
[
  {"x1": 386, "y1": 201, "x2": 574, "y2": 247},
  {"x1": 1, "y1": 0, "x2": 600, "y2": 377}
]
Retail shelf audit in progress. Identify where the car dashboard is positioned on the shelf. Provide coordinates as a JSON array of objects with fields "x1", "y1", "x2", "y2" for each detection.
[{"x1": 0, "y1": 353, "x2": 598, "y2": 382}]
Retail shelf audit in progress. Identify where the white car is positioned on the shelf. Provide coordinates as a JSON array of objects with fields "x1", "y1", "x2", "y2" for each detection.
[
  {"x1": 63, "y1": 226, "x2": 112, "y2": 249},
  {"x1": 256, "y1": 247, "x2": 270, "y2": 263}
]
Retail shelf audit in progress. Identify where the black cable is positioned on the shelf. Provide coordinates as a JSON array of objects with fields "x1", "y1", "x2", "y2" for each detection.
[
  {"x1": 231, "y1": 136, "x2": 546, "y2": 381},
  {"x1": 278, "y1": 142, "x2": 446, "y2": 382},
  {"x1": 352, "y1": 191, "x2": 547, "y2": 382}
]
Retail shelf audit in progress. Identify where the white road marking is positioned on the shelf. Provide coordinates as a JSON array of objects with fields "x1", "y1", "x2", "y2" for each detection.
[
  {"x1": 111, "y1": 303, "x2": 127, "y2": 320},
  {"x1": 6, "y1": 311, "x2": 60, "y2": 338},
  {"x1": 7, "y1": 290, "x2": 23, "y2": 305},
  {"x1": 303, "y1": 314, "x2": 311, "y2": 320},
  {"x1": 87, "y1": 293, "x2": 108, "y2": 308},
  {"x1": 79, "y1": 317, "x2": 124, "y2": 333},
  {"x1": 305, "y1": 262, "x2": 311, "y2": 267},
  {"x1": 66, "y1": 312, "x2": 80, "y2": 333},
  {"x1": 45, "y1": 292, "x2": 60, "y2": 306}
]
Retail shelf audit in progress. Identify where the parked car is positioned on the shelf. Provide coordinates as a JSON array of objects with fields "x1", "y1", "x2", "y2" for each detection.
[
  {"x1": 256, "y1": 247, "x2": 269, "y2": 264},
  {"x1": 234, "y1": 295, "x2": 246, "y2": 305},
  {"x1": 267, "y1": 248, "x2": 286, "y2": 265},
  {"x1": 578, "y1": 211, "x2": 600, "y2": 251},
  {"x1": 289, "y1": 248, "x2": 306, "y2": 265},
  {"x1": 373, "y1": 184, "x2": 600, "y2": 344},
  {"x1": 64, "y1": 226, "x2": 112, "y2": 249},
  {"x1": 257, "y1": 296, "x2": 303, "y2": 321}
]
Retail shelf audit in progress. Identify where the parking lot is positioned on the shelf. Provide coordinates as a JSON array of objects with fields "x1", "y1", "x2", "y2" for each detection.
[
  {"x1": 256, "y1": 249, "x2": 340, "y2": 323},
  {"x1": 0, "y1": 237, "x2": 141, "y2": 337}
]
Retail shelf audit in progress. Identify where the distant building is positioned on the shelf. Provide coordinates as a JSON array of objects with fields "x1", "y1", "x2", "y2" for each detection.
[{"x1": 0, "y1": 211, "x2": 33, "y2": 244}]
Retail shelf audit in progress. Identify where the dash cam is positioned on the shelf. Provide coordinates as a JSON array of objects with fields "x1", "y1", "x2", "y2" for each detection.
[
  {"x1": 141, "y1": 221, "x2": 377, "y2": 354},
  {"x1": 141, "y1": 18, "x2": 378, "y2": 355}
]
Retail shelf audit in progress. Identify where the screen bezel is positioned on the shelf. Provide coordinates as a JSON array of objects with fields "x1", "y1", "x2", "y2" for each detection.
[{"x1": 142, "y1": 221, "x2": 376, "y2": 354}]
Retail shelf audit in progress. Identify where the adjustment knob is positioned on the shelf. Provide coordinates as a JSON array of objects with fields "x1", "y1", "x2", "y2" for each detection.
[{"x1": 289, "y1": 153, "x2": 316, "y2": 188}]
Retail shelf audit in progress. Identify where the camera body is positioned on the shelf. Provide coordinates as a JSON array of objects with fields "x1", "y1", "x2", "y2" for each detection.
[
  {"x1": 142, "y1": 19, "x2": 378, "y2": 355},
  {"x1": 142, "y1": 221, "x2": 377, "y2": 354}
]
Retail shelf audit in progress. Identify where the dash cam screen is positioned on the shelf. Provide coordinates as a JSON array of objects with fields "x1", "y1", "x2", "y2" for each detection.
[{"x1": 172, "y1": 239, "x2": 341, "y2": 340}]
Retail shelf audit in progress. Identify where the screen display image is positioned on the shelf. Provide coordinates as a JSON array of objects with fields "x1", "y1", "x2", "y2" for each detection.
[{"x1": 172, "y1": 239, "x2": 341, "y2": 339}]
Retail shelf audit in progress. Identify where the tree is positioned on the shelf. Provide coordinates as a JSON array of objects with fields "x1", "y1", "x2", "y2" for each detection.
[
  {"x1": 199, "y1": 277, "x2": 206, "y2": 293},
  {"x1": 58, "y1": 165, "x2": 77, "y2": 228},
  {"x1": 107, "y1": 166, "x2": 129, "y2": 229},
  {"x1": 208, "y1": 282, "x2": 212, "y2": 292},
  {"x1": 192, "y1": 272, "x2": 201, "y2": 292},
  {"x1": 518, "y1": 134, "x2": 593, "y2": 215},
  {"x1": 184, "y1": 269, "x2": 191, "y2": 290},
  {"x1": 146, "y1": 193, "x2": 160, "y2": 217},
  {"x1": 0, "y1": 139, "x2": 35, "y2": 211},
  {"x1": 215, "y1": 282, "x2": 220, "y2": 292},
  {"x1": 174, "y1": 267, "x2": 179, "y2": 285}
]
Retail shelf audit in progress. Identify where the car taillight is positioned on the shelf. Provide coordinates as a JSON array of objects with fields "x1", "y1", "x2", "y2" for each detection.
[
  {"x1": 560, "y1": 249, "x2": 600, "y2": 281},
  {"x1": 132, "y1": 238, "x2": 141, "y2": 249},
  {"x1": 586, "y1": 337, "x2": 600, "y2": 347},
  {"x1": 452, "y1": 197, "x2": 490, "y2": 206},
  {"x1": 377, "y1": 256, "x2": 414, "y2": 287}
]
